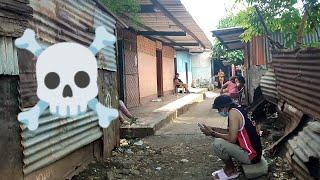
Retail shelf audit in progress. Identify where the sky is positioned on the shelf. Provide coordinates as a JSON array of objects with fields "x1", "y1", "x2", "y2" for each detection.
[{"x1": 180, "y1": 0, "x2": 230, "y2": 43}]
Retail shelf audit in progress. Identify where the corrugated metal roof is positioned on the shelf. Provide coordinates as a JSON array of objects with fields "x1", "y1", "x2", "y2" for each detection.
[
  {"x1": 212, "y1": 27, "x2": 245, "y2": 50},
  {"x1": 124, "y1": 0, "x2": 212, "y2": 52}
]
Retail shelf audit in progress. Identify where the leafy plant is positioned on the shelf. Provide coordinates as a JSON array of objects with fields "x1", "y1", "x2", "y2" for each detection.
[
  {"x1": 234, "y1": 0, "x2": 320, "y2": 48},
  {"x1": 101, "y1": 0, "x2": 141, "y2": 26}
]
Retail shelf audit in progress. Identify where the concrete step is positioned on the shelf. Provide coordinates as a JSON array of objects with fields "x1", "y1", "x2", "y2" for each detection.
[{"x1": 121, "y1": 93, "x2": 205, "y2": 138}]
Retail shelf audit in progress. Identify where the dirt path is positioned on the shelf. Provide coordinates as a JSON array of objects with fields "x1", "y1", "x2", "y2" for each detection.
[{"x1": 73, "y1": 95, "x2": 295, "y2": 180}]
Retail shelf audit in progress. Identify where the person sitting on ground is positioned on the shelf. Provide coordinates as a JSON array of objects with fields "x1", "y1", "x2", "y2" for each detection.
[
  {"x1": 174, "y1": 73, "x2": 190, "y2": 93},
  {"x1": 200, "y1": 95, "x2": 262, "y2": 179},
  {"x1": 220, "y1": 76, "x2": 237, "y2": 96},
  {"x1": 119, "y1": 100, "x2": 137, "y2": 125}
]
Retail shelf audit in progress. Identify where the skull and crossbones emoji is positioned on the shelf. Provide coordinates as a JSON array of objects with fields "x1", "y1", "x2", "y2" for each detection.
[{"x1": 16, "y1": 27, "x2": 119, "y2": 131}]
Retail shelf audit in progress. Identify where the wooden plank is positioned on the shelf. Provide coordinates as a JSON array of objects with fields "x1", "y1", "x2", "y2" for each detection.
[
  {"x1": 0, "y1": 37, "x2": 19, "y2": 75},
  {"x1": 0, "y1": 76, "x2": 23, "y2": 180}
]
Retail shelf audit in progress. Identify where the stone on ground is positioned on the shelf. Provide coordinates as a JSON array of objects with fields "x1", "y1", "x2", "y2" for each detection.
[{"x1": 242, "y1": 156, "x2": 269, "y2": 179}]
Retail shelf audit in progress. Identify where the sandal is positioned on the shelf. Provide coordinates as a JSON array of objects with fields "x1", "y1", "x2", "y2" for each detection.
[
  {"x1": 212, "y1": 169, "x2": 223, "y2": 176},
  {"x1": 213, "y1": 169, "x2": 239, "y2": 180}
]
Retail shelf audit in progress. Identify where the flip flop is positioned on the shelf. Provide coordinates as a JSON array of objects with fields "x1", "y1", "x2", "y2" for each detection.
[
  {"x1": 213, "y1": 169, "x2": 239, "y2": 180},
  {"x1": 212, "y1": 169, "x2": 223, "y2": 177}
]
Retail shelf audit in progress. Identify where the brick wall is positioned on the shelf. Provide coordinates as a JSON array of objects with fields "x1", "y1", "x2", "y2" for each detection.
[{"x1": 137, "y1": 36, "x2": 156, "y2": 57}]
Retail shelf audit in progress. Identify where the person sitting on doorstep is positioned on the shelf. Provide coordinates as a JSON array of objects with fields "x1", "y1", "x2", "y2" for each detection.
[
  {"x1": 220, "y1": 76, "x2": 237, "y2": 96},
  {"x1": 174, "y1": 73, "x2": 190, "y2": 93},
  {"x1": 200, "y1": 95, "x2": 262, "y2": 179}
]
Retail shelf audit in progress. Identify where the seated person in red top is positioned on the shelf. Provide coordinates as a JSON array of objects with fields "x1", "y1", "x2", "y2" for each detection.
[
  {"x1": 174, "y1": 73, "x2": 190, "y2": 93},
  {"x1": 200, "y1": 95, "x2": 262, "y2": 179},
  {"x1": 220, "y1": 76, "x2": 237, "y2": 96}
]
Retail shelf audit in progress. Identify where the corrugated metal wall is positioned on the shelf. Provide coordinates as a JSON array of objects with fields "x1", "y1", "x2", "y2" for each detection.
[
  {"x1": 266, "y1": 28, "x2": 320, "y2": 62},
  {"x1": 260, "y1": 68, "x2": 277, "y2": 104},
  {"x1": 17, "y1": 0, "x2": 119, "y2": 175},
  {"x1": 272, "y1": 48, "x2": 320, "y2": 119}
]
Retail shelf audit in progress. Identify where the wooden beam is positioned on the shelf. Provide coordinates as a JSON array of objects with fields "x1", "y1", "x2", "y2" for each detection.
[
  {"x1": 138, "y1": 31, "x2": 186, "y2": 36},
  {"x1": 167, "y1": 42, "x2": 200, "y2": 46},
  {"x1": 150, "y1": 0, "x2": 206, "y2": 49}
]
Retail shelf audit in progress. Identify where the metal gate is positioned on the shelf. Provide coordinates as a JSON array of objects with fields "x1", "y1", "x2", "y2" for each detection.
[{"x1": 123, "y1": 31, "x2": 140, "y2": 108}]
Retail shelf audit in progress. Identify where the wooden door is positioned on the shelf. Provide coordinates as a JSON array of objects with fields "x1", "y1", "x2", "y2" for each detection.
[{"x1": 156, "y1": 50, "x2": 163, "y2": 97}]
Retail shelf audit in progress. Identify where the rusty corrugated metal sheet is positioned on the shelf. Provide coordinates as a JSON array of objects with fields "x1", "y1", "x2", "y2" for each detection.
[
  {"x1": 21, "y1": 110, "x2": 101, "y2": 174},
  {"x1": 285, "y1": 121, "x2": 320, "y2": 180},
  {"x1": 272, "y1": 48, "x2": 320, "y2": 120},
  {"x1": 260, "y1": 68, "x2": 277, "y2": 104},
  {"x1": 18, "y1": 0, "x2": 117, "y2": 109},
  {"x1": 29, "y1": 0, "x2": 117, "y2": 71},
  {"x1": 0, "y1": 0, "x2": 32, "y2": 37},
  {"x1": 18, "y1": 0, "x2": 119, "y2": 175}
]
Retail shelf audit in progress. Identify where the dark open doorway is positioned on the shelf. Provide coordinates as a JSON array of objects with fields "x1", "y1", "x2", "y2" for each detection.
[
  {"x1": 185, "y1": 62, "x2": 189, "y2": 84},
  {"x1": 156, "y1": 50, "x2": 163, "y2": 97}
]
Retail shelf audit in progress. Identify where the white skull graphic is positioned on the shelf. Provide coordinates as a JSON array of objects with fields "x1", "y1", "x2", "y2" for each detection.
[{"x1": 36, "y1": 42, "x2": 98, "y2": 117}]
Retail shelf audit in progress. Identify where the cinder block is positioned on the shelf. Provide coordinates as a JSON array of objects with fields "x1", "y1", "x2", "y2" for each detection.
[{"x1": 242, "y1": 156, "x2": 269, "y2": 179}]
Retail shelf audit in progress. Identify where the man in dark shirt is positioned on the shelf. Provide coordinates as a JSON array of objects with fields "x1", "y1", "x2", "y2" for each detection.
[{"x1": 174, "y1": 73, "x2": 190, "y2": 93}]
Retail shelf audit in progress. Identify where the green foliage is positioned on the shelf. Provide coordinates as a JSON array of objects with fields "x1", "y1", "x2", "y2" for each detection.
[
  {"x1": 234, "y1": 0, "x2": 320, "y2": 47},
  {"x1": 101, "y1": 0, "x2": 141, "y2": 25},
  {"x1": 212, "y1": 41, "x2": 244, "y2": 65}
]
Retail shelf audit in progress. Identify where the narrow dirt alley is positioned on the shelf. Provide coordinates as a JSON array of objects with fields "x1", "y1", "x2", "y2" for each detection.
[
  {"x1": 73, "y1": 95, "x2": 294, "y2": 180},
  {"x1": 74, "y1": 96, "x2": 231, "y2": 180}
]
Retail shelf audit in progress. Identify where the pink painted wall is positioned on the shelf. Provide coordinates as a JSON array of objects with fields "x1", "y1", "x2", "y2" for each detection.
[
  {"x1": 162, "y1": 57, "x2": 175, "y2": 93},
  {"x1": 162, "y1": 46, "x2": 175, "y2": 94},
  {"x1": 137, "y1": 36, "x2": 157, "y2": 99}
]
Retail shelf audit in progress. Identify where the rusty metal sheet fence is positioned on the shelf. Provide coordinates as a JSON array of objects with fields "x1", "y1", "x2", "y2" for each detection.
[
  {"x1": 285, "y1": 121, "x2": 320, "y2": 180},
  {"x1": 18, "y1": 0, "x2": 118, "y2": 175},
  {"x1": 272, "y1": 48, "x2": 320, "y2": 120}
]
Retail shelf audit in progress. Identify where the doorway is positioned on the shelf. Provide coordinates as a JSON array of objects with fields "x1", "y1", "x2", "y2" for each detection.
[
  {"x1": 185, "y1": 62, "x2": 189, "y2": 85},
  {"x1": 156, "y1": 50, "x2": 163, "y2": 97}
]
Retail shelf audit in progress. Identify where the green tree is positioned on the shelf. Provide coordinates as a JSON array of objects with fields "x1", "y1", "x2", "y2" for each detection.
[
  {"x1": 101, "y1": 0, "x2": 141, "y2": 25},
  {"x1": 234, "y1": 0, "x2": 320, "y2": 48}
]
